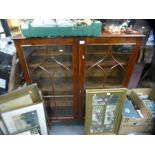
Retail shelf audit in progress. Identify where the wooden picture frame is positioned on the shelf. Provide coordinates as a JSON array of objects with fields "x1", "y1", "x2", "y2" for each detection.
[{"x1": 85, "y1": 88, "x2": 126, "y2": 135}]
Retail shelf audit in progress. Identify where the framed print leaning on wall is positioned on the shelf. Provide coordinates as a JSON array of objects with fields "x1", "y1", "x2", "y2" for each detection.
[
  {"x1": 1, "y1": 102, "x2": 48, "y2": 135},
  {"x1": 85, "y1": 88, "x2": 126, "y2": 135}
]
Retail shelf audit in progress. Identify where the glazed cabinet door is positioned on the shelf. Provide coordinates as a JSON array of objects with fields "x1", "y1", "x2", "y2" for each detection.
[
  {"x1": 78, "y1": 37, "x2": 143, "y2": 119},
  {"x1": 15, "y1": 38, "x2": 79, "y2": 120},
  {"x1": 84, "y1": 44, "x2": 135, "y2": 88}
]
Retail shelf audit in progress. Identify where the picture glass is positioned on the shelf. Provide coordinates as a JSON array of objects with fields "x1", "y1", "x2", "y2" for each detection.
[
  {"x1": 15, "y1": 126, "x2": 40, "y2": 135},
  {"x1": 90, "y1": 92, "x2": 120, "y2": 133},
  {"x1": 1, "y1": 103, "x2": 48, "y2": 135},
  {"x1": 12, "y1": 110, "x2": 39, "y2": 131}
]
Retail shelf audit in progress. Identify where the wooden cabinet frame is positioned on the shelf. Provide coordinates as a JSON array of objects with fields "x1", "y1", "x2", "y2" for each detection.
[
  {"x1": 14, "y1": 38, "x2": 80, "y2": 120},
  {"x1": 13, "y1": 34, "x2": 144, "y2": 121}
]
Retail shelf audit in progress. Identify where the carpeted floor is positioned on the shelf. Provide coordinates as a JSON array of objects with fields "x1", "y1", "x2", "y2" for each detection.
[{"x1": 49, "y1": 121, "x2": 84, "y2": 135}]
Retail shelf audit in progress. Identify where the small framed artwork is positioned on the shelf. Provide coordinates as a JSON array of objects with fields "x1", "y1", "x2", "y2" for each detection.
[
  {"x1": 1, "y1": 102, "x2": 48, "y2": 135},
  {"x1": 92, "y1": 106, "x2": 104, "y2": 126},
  {"x1": 85, "y1": 88, "x2": 126, "y2": 135}
]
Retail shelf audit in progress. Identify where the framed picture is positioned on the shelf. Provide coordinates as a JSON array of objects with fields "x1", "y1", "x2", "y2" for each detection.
[
  {"x1": 1, "y1": 102, "x2": 48, "y2": 135},
  {"x1": 13, "y1": 125, "x2": 41, "y2": 135},
  {"x1": 92, "y1": 106, "x2": 104, "y2": 126},
  {"x1": 85, "y1": 88, "x2": 126, "y2": 135},
  {"x1": 0, "y1": 83, "x2": 42, "y2": 113}
]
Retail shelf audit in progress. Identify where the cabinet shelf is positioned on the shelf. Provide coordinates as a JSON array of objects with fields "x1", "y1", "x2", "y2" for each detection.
[
  {"x1": 44, "y1": 97, "x2": 73, "y2": 107},
  {"x1": 86, "y1": 61, "x2": 127, "y2": 68},
  {"x1": 86, "y1": 51, "x2": 132, "y2": 55},
  {"x1": 85, "y1": 75, "x2": 123, "y2": 80},
  {"x1": 85, "y1": 82, "x2": 123, "y2": 89},
  {"x1": 29, "y1": 72, "x2": 73, "y2": 81},
  {"x1": 31, "y1": 51, "x2": 72, "y2": 56},
  {"x1": 28, "y1": 62, "x2": 72, "y2": 69},
  {"x1": 27, "y1": 59, "x2": 72, "y2": 67},
  {"x1": 39, "y1": 85, "x2": 73, "y2": 95},
  {"x1": 46, "y1": 106, "x2": 73, "y2": 118}
]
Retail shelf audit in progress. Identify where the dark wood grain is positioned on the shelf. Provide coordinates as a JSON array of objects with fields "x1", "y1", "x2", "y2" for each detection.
[
  {"x1": 14, "y1": 41, "x2": 32, "y2": 83},
  {"x1": 72, "y1": 38, "x2": 80, "y2": 120},
  {"x1": 78, "y1": 39, "x2": 86, "y2": 119},
  {"x1": 123, "y1": 38, "x2": 144, "y2": 87}
]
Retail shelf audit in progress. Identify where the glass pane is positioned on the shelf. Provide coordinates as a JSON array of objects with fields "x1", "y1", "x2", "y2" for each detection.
[
  {"x1": 104, "y1": 66, "x2": 125, "y2": 88},
  {"x1": 45, "y1": 97, "x2": 73, "y2": 117},
  {"x1": 23, "y1": 45, "x2": 73, "y2": 118},
  {"x1": 85, "y1": 45, "x2": 108, "y2": 88},
  {"x1": 90, "y1": 93, "x2": 120, "y2": 134},
  {"x1": 112, "y1": 45, "x2": 133, "y2": 62},
  {"x1": 85, "y1": 45, "x2": 134, "y2": 88}
]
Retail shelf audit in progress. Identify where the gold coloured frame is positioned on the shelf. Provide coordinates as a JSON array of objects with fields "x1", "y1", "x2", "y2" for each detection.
[
  {"x1": 85, "y1": 88, "x2": 127, "y2": 135},
  {"x1": 0, "y1": 83, "x2": 42, "y2": 113}
]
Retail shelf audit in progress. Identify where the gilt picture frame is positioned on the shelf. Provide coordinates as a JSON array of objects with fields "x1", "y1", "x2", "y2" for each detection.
[
  {"x1": 0, "y1": 83, "x2": 42, "y2": 113},
  {"x1": 85, "y1": 88, "x2": 126, "y2": 135}
]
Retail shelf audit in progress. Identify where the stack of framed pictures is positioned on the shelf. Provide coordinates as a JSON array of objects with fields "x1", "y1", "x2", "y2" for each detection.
[
  {"x1": 85, "y1": 88, "x2": 126, "y2": 135},
  {"x1": 0, "y1": 83, "x2": 48, "y2": 135}
]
